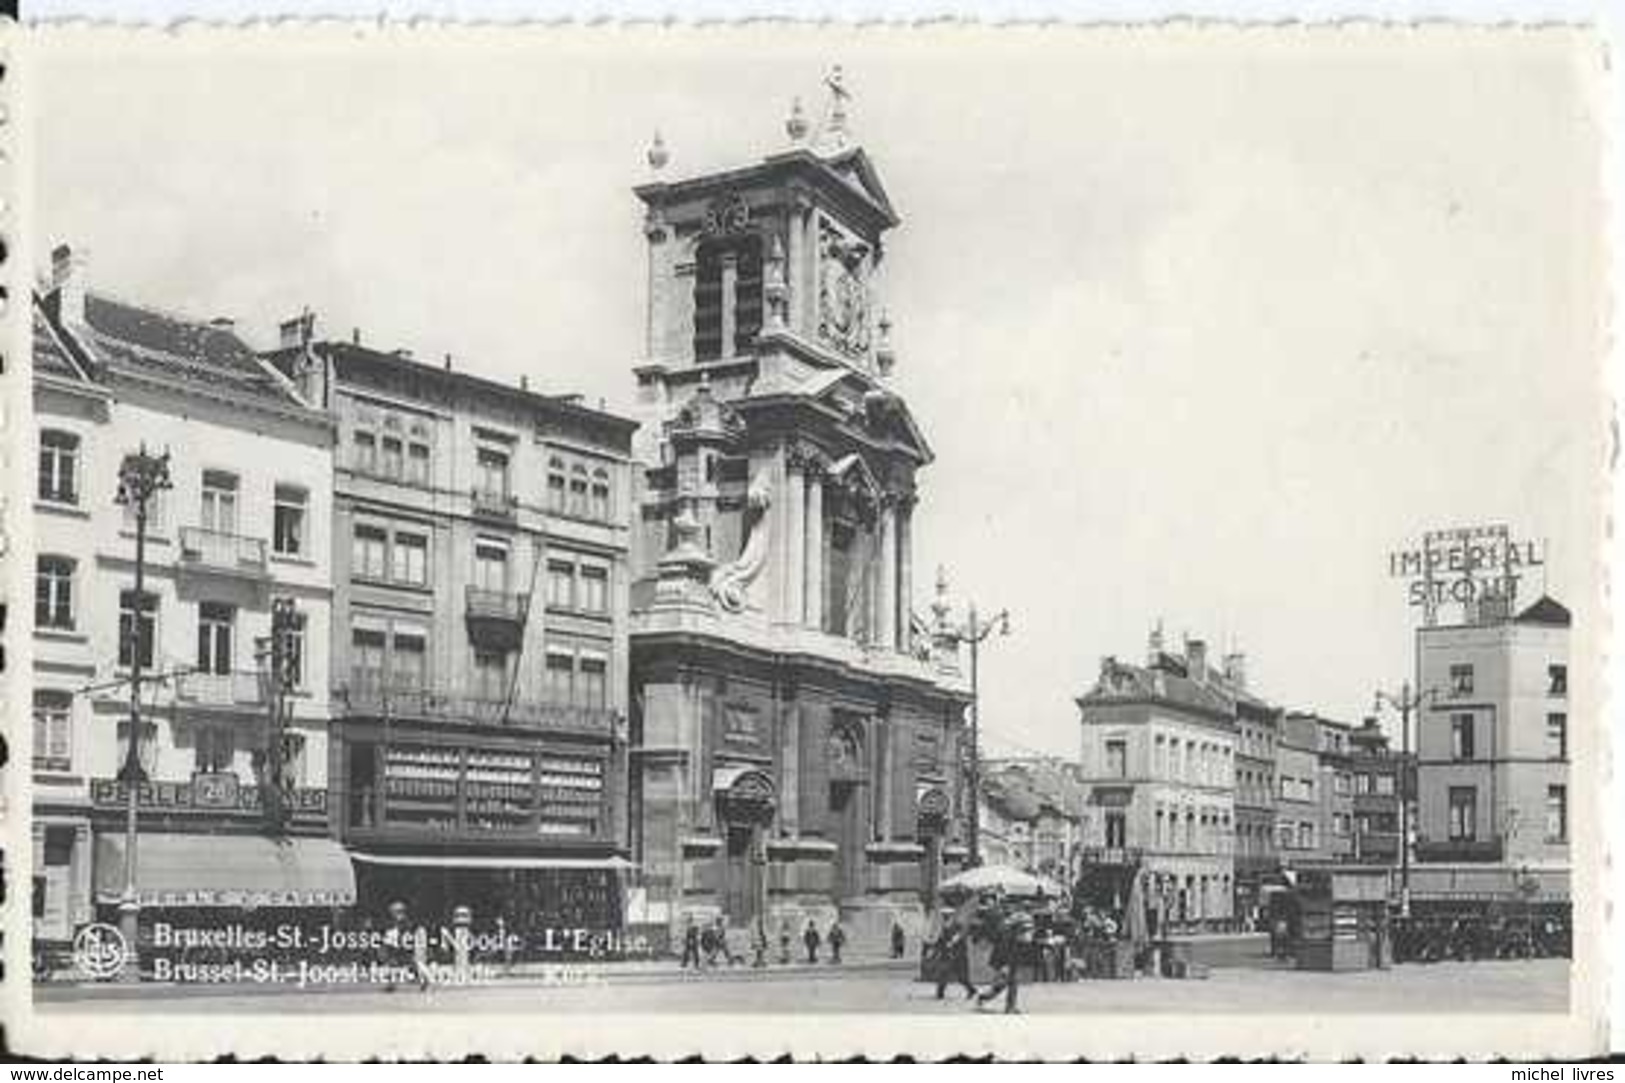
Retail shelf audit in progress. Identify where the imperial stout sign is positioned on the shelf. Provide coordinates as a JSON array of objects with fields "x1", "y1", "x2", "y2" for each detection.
[{"x1": 1388, "y1": 524, "x2": 1544, "y2": 625}]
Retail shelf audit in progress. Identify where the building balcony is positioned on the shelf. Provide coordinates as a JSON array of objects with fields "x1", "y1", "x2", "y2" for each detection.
[
  {"x1": 465, "y1": 586, "x2": 530, "y2": 651},
  {"x1": 175, "y1": 670, "x2": 265, "y2": 708},
  {"x1": 336, "y1": 683, "x2": 614, "y2": 736},
  {"x1": 1415, "y1": 836, "x2": 1504, "y2": 863},
  {"x1": 470, "y1": 487, "x2": 518, "y2": 522},
  {"x1": 1353, "y1": 830, "x2": 1402, "y2": 862},
  {"x1": 177, "y1": 527, "x2": 269, "y2": 580}
]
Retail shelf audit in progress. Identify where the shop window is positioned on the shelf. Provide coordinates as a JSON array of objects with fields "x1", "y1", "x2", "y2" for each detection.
[
  {"x1": 33, "y1": 690, "x2": 72, "y2": 772},
  {"x1": 36, "y1": 555, "x2": 75, "y2": 630},
  {"x1": 39, "y1": 430, "x2": 80, "y2": 505}
]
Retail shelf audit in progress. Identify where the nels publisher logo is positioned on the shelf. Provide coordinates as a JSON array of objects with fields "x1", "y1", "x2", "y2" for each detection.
[{"x1": 72, "y1": 922, "x2": 128, "y2": 980}]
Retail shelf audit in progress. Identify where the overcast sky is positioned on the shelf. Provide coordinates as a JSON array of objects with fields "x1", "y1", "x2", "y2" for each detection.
[{"x1": 33, "y1": 25, "x2": 1607, "y2": 757}]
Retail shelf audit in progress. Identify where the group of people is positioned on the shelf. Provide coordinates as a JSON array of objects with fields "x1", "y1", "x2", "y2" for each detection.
[
  {"x1": 678, "y1": 915, "x2": 856, "y2": 970},
  {"x1": 924, "y1": 892, "x2": 1050, "y2": 1014}
]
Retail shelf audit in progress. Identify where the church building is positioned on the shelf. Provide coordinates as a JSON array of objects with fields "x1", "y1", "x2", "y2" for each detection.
[{"x1": 625, "y1": 78, "x2": 973, "y2": 947}]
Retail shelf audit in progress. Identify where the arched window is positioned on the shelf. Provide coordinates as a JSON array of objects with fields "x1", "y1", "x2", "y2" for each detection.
[
  {"x1": 590, "y1": 467, "x2": 612, "y2": 522},
  {"x1": 38, "y1": 429, "x2": 80, "y2": 505},
  {"x1": 568, "y1": 464, "x2": 589, "y2": 517}
]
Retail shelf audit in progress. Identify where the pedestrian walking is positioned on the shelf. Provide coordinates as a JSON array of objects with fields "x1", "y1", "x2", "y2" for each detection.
[
  {"x1": 714, "y1": 917, "x2": 742, "y2": 966},
  {"x1": 700, "y1": 920, "x2": 720, "y2": 967},
  {"x1": 382, "y1": 900, "x2": 430, "y2": 993},
  {"x1": 976, "y1": 910, "x2": 1030, "y2": 1014},
  {"x1": 778, "y1": 919, "x2": 793, "y2": 965},
  {"x1": 679, "y1": 915, "x2": 701, "y2": 970},
  {"x1": 890, "y1": 918, "x2": 907, "y2": 960},
  {"x1": 933, "y1": 918, "x2": 977, "y2": 1001},
  {"x1": 803, "y1": 919, "x2": 821, "y2": 964},
  {"x1": 828, "y1": 919, "x2": 846, "y2": 964}
]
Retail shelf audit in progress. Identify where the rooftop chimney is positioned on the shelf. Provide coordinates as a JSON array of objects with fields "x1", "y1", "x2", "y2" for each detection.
[
  {"x1": 1185, "y1": 638, "x2": 1208, "y2": 684},
  {"x1": 278, "y1": 311, "x2": 314, "y2": 350},
  {"x1": 393, "y1": 347, "x2": 414, "y2": 361},
  {"x1": 49, "y1": 243, "x2": 87, "y2": 326},
  {"x1": 519, "y1": 375, "x2": 529, "y2": 392},
  {"x1": 443, "y1": 353, "x2": 452, "y2": 371},
  {"x1": 1146, "y1": 620, "x2": 1165, "y2": 666},
  {"x1": 1222, "y1": 651, "x2": 1247, "y2": 691},
  {"x1": 351, "y1": 327, "x2": 361, "y2": 345}
]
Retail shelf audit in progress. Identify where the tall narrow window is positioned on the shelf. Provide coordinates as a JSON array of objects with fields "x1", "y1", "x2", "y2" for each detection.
[
  {"x1": 580, "y1": 565, "x2": 609, "y2": 615},
  {"x1": 380, "y1": 436, "x2": 404, "y2": 480},
  {"x1": 547, "y1": 560, "x2": 575, "y2": 610},
  {"x1": 196, "y1": 602, "x2": 234, "y2": 676},
  {"x1": 1105, "y1": 810, "x2": 1127, "y2": 849},
  {"x1": 352, "y1": 524, "x2": 388, "y2": 580},
  {"x1": 282, "y1": 605, "x2": 307, "y2": 688},
  {"x1": 569, "y1": 465, "x2": 589, "y2": 518},
  {"x1": 351, "y1": 626, "x2": 386, "y2": 696},
  {"x1": 544, "y1": 651, "x2": 574, "y2": 705},
  {"x1": 1450, "y1": 713, "x2": 1475, "y2": 761},
  {"x1": 35, "y1": 556, "x2": 75, "y2": 630},
  {"x1": 395, "y1": 531, "x2": 428, "y2": 586},
  {"x1": 353, "y1": 430, "x2": 377, "y2": 474},
  {"x1": 1545, "y1": 785, "x2": 1568, "y2": 843},
  {"x1": 1448, "y1": 663, "x2": 1475, "y2": 697},
  {"x1": 391, "y1": 627, "x2": 427, "y2": 692},
  {"x1": 733, "y1": 235, "x2": 764, "y2": 353},
  {"x1": 32, "y1": 690, "x2": 72, "y2": 772},
  {"x1": 273, "y1": 485, "x2": 307, "y2": 557},
  {"x1": 475, "y1": 446, "x2": 510, "y2": 501},
  {"x1": 406, "y1": 441, "x2": 431, "y2": 486},
  {"x1": 578, "y1": 656, "x2": 608, "y2": 710},
  {"x1": 1548, "y1": 664, "x2": 1567, "y2": 697},
  {"x1": 200, "y1": 470, "x2": 239, "y2": 534},
  {"x1": 38, "y1": 430, "x2": 80, "y2": 505},
  {"x1": 547, "y1": 456, "x2": 568, "y2": 513},
  {"x1": 693, "y1": 243, "x2": 726, "y2": 361},
  {"x1": 1547, "y1": 713, "x2": 1568, "y2": 761},
  {"x1": 472, "y1": 649, "x2": 509, "y2": 702},
  {"x1": 473, "y1": 540, "x2": 509, "y2": 592},
  {"x1": 1104, "y1": 738, "x2": 1127, "y2": 779},
  {"x1": 118, "y1": 590, "x2": 157, "y2": 669},
  {"x1": 1448, "y1": 786, "x2": 1477, "y2": 841},
  {"x1": 590, "y1": 468, "x2": 612, "y2": 522}
]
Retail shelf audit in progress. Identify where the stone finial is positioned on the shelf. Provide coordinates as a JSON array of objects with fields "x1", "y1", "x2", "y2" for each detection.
[
  {"x1": 786, "y1": 96, "x2": 808, "y2": 144},
  {"x1": 647, "y1": 130, "x2": 670, "y2": 172}
]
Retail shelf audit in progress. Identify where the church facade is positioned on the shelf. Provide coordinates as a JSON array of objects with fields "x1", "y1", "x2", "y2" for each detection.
[{"x1": 625, "y1": 96, "x2": 973, "y2": 945}]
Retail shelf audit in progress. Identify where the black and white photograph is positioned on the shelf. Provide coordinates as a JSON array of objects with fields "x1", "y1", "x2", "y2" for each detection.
[{"x1": 3, "y1": 21, "x2": 1612, "y2": 1060}]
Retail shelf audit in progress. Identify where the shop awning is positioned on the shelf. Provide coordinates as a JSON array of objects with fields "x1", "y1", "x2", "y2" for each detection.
[
  {"x1": 349, "y1": 852, "x2": 637, "y2": 871},
  {"x1": 95, "y1": 834, "x2": 355, "y2": 908}
]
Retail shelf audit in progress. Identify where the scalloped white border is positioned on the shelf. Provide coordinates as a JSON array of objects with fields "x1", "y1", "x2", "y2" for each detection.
[{"x1": 0, "y1": 17, "x2": 1613, "y2": 1062}]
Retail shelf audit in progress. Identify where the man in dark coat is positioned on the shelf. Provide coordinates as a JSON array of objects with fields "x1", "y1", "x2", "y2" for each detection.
[
  {"x1": 827, "y1": 919, "x2": 846, "y2": 964},
  {"x1": 890, "y1": 919, "x2": 907, "y2": 960},
  {"x1": 977, "y1": 910, "x2": 1031, "y2": 1014},
  {"x1": 933, "y1": 918, "x2": 978, "y2": 1001},
  {"x1": 803, "y1": 919, "x2": 821, "y2": 964},
  {"x1": 679, "y1": 916, "x2": 701, "y2": 970}
]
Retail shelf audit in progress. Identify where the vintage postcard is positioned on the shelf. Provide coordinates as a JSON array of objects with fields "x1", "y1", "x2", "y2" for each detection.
[{"x1": 0, "y1": 20, "x2": 1611, "y2": 1061}]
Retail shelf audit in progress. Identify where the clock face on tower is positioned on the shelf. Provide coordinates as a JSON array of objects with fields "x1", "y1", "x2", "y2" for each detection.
[{"x1": 818, "y1": 226, "x2": 872, "y2": 362}]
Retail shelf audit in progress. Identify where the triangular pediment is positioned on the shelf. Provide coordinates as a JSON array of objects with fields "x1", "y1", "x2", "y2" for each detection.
[
  {"x1": 799, "y1": 367, "x2": 933, "y2": 464},
  {"x1": 819, "y1": 147, "x2": 898, "y2": 226}
]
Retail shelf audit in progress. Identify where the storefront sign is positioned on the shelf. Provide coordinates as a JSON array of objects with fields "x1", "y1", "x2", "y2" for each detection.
[{"x1": 90, "y1": 778, "x2": 326, "y2": 815}]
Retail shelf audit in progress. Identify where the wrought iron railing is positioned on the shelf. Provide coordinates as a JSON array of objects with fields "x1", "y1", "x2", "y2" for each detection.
[
  {"x1": 470, "y1": 487, "x2": 518, "y2": 520},
  {"x1": 175, "y1": 670, "x2": 264, "y2": 706},
  {"x1": 465, "y1": 586, "x2": 530, "y2": 623},
  {"x1": 178, "y1": 527, "x2": 268, "y2": 574}
]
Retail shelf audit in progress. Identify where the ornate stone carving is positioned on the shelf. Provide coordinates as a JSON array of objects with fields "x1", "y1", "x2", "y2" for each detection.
[
  {"x1": 817, "y1": 224, "x2": 872, "y2": 361},
  {"x1": 701, "y1": 193, "x2": 752, "y2": 237},
  {"x1": 709, "y1": 468, "x2": 773, "y2": 613}
]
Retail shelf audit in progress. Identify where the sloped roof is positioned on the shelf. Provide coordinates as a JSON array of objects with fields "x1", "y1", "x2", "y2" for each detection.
[
  {"x1": 75, "y1": 291, "x2": 304, "y2": 410},
  {"x1": 33, "y1": 298, "x2": 94, "y2": 383},
  {"x1": 1515, "y1": 595, "x2": 1571, "y2": 627},
  {"x1": 1081, "y1": 656, "x2": 1237, "y2": 720}
]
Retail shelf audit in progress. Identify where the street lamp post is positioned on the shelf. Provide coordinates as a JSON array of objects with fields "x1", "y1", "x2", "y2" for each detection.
[
  {"x1": 1373, "y1": 681, "x2": 1437, "y2": 919},
  {"x1": 113, "y1": 445, "x2": 172, "y2": 981},
  {"x1": 935, "y1": 570, "x2": 1009, "y2": 869}
]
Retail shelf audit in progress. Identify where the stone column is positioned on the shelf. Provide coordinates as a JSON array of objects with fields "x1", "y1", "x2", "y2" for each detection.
[
  {"x1": 782, "y1": 699, "x2": 800, "y2": 836},
  {"x1": 786, "y1": 199, "x2": 806, "y2": 339},
  {"x1": 784, "y1": 455, "x2": 806, "y2": 626},
  {"x1": 720, "y1": 252, "x2": 738, "y2": 360},
  {"x1": 876, "y1": 501, "x2": 897, "y2": 652},
  {"x1": 643, "y1": 213, "x2": 668, "y2": 360},
  {"x1": 897, "y1": 500, "x2": 914, "y2": 653},
  {"x1": 805, "y1": 471, "x2": 825, "y2": 631}
]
